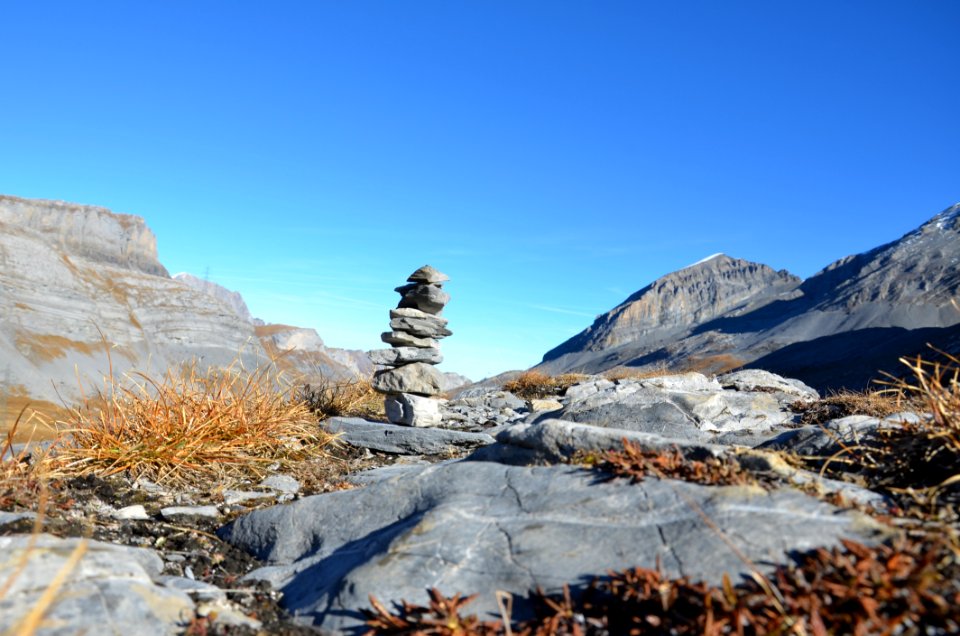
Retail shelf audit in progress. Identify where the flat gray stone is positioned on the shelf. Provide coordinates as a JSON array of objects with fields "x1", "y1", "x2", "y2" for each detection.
[
  {"x1": 368, "y1": 346, "x2": 443, "y2": 366},
  {"x1": 0, "y1": 511, "x2": 36, "y2": 526},
  {"x1": 406, "y1": 265, "x2": 450, "y2": 284},
  {"x1": 260, "y1": 474, "x2": 301, "y2": 495},
  {"x1": 559, "y1": 377, "x2": 798, "y2": 442},
  {"x1": 223, "y1": 490, "x2": 275, "y2": 505},
  {"x1": 718, "y1": 370, "x2": 819, "y2": 402},
  {"x1": 497, "y1": 418, "x2": 724, "y2": 461},
  {"x1": 219, "y1": 461, "x2": 890, "y2": 634},
  {"x1": 112, "y1": 504, "x2": 150, "y2": 520},
  {"x1": 389, "y1": 315, "x2": 453, "y2": 339},
  {"x1": 373, "y1": 362, "x2": 445, "y2": 396},
  {"x1": 160, "y1": 505, "x2": 221, "y2": 520},
  {"x1": 380, "y1": 331, "x2": 439, "y2": 348},
  {"x1": 756, "y1": 415, "x2": 886, "y2": 456},
  {"x1": 0, "y1": 534, "x2": 194, "y2": 636},
  {"x1": 156, "y1": 575, "x2": 227, "y2": 602},
  {"x1": 323, "y1": 417, "x2": 494, "y2": 455}
]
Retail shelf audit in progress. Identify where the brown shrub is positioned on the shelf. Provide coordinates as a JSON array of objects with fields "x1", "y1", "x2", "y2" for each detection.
[{"x1": 502, "y1": 371, "x2": 588, "y2": 400}]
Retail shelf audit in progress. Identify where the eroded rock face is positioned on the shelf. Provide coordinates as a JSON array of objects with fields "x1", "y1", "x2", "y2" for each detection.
[
  {"x1": 0, "y1": 195, "x2": 362, "y2": 414},
  {"x1": 173, "y1": 273, "x2": 254, "y2": 323},
  {"x1": 0, "y1": 196, "x2": 263, "y2": 408}
]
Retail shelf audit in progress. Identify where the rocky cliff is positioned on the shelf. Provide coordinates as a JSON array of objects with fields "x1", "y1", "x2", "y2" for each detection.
[
  {"x1": 173, "y1": 273, "x2": 255, "y2": 323},
  {"x1": 0, "y1": 195, "x2": 361, "y2": 426},
  {"x1": 538, "y1": 204, "x2": 960, "y2": 390},
  {"x1": 543, "y1": 254, "x2": 801, "y2": 360}
]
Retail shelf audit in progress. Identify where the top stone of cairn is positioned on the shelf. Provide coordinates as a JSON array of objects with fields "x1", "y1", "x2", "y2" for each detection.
[{"x1": 407, "y1": 265, "x2": 450, "y2": 285}]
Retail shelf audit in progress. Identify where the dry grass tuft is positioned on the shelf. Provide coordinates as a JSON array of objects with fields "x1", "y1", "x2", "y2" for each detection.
[
  {"x1": 50, "y1": 360, "x2": 336, "y2": 487},
  {"x1": 788, "y1": 351, "x2": 960, "y2": 523},
  {"x1": 502, "y1": 371, "x2": 588, "y2": 400},
  {"x1": 0, "y1": 408, "x2": 54, "y2": 510},
  {"x1": 595, "y1": 438, "x2": 759, "y2": 488},
  {"x1": 794, "y1": 388, "x2": 911, "y2": 426},
  {"x1": 297, "y1": 375, "x2": 385, "y2": 421},
  {"x1": 601, "y1": 364, "x2": 674, "y2": 381}
]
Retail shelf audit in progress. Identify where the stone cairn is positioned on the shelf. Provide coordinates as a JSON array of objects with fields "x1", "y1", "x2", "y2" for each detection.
[{"x1": 369, "y1": 265, "x2": 452, "y2": 427}]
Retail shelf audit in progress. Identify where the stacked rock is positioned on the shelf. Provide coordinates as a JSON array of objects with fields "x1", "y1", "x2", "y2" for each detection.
[{"x1": 369, "y1": 265, "x2": 452, "y2": 427}]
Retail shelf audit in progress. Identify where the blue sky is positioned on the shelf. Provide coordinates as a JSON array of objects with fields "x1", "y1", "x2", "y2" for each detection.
[{"x1": 2, "y1": 1, "x2": 958, "y2": 380}]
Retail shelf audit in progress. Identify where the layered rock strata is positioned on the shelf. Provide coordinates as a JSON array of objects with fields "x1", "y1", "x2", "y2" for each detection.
[{"x1": 369, "y1": 266, "x2": 452, "y2": 427}]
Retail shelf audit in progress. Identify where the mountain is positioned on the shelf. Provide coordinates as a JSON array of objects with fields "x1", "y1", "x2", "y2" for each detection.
[
  {"x1": 538, "y1": 204, "x2": 960, "y2": 390},
  {"x1": 0, "y1": 195, "x2": 364, "y2": 429}
]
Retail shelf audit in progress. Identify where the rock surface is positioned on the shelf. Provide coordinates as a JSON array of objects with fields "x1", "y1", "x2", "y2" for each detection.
[
  {"x1": 373, "y1": 362, "x2": 446, "y2": 396},
  {"x1": 0, "y1": 534, "x2": 194, "y2": 636},
  {"x1": 323, "y1": 416, "x2": 494, "y2": 455},
  {"x1": 219, "y1": 461, "x2": 888, "y2": 633}
]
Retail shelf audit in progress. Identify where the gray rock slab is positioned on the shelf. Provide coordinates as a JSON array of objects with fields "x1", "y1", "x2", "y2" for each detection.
[
  {"x1": 368, "y1": 346, "x2": 443, "y2": 366},
  {"x1": 389, "y1": 316, "x2": 453, "y2": 339},
  {"x1": 560, "y1": 380, "x2": 798, "y2": 442},
  {"x1": 160, "y1": 505, "x2": 221, "y2": 520},
  {"x1": 0, "y1": 534, "x2": 194, "y2": 636},
  {"x1": 718, "y1": 369, "x2": 819, "y2": 402},
  {"x1": 0, "y1": 511, "x2": 36, "y2": 526},
  {"x1": 373, "y1": 362, "x2": 445, "y2": 396},
  {"x1": 111, "y1": 504, "x2": 150, "y2": 520},
  {"x1": 223, "y1": 490, "x2": 275, "y2": 505},
  {"x1": 756, "y1": 415, "x2": 885, "y2": 456},
  {"x1": 380, "y1": 331, "x2": 439, "y2": 348},
  {"x1": 406, "y1": 265, "x2": 450, "y2": 284},
  {"x1": 324, "y1": 417, "x2": 494, "y2": 455},
  {"x1": 260, "y1": 474, "x2": 301, "y2": 495},
  {"x1": 219, "y1": 461, "x2": 890, "y2": 634},
  {"x1": 156, "y1": 575, "x2": 227, "y2": 602},
  {"x1": 497, "y1": 418, "x2": 725, "y2": 461}
]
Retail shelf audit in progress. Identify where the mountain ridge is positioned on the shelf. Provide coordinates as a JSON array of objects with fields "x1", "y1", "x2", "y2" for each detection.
[{"x1": 537, "y1": 203, "x2": 960, "y2": 390}]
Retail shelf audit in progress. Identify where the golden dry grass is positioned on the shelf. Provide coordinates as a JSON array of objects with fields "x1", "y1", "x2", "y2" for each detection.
[
  {"x1": 602, "y1": 364, "x2": 675, "y2": 381},
  {"x1": 49, "y1": 359, "x2": 337, "y2": 487},
  {"x1": 796, "y1": 387, "x2": 911, "y2": 425},
  {"x1": 502, "y1": 371, "x2": 589, "y2": 400},
  {"x1": 297, "y1": 375, "x2": 385, "y2": 421}
]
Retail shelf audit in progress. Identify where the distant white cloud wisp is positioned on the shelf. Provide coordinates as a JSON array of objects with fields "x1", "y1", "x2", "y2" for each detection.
[{"x1": 525, "y1": 303, "x2": 598, "y2": 318}]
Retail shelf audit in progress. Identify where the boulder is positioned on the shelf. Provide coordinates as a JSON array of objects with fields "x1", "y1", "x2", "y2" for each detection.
[
  {"x1": 558, "y1": 374, "x2": 800, "y2": 444},
  {"x1": 219, "y1": 461, "x2": 890, "y2": 634},
  {"x1": 373, "y1": 362, "x2": 446, "y2": 396},
  {"x1": 368, "y1": 346, "x2": 443, "y2": 366},
  {"x1": 323, "y1": 417, "x2": 494, "y2": 455},
  {"x1": 0, "y1": 534, "x2": 194, "y2": 636},
  {"x1": 385, "y1": 392, "x2": 444, "y2": 427}
]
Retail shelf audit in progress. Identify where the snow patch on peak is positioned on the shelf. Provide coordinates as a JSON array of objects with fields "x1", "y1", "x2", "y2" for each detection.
[
  {"x1": 684, "y1": 252, "x2": 725, "y2": 269},
  {"x1": 933, "y1": 203, "x2": 960, "y2": 230}
]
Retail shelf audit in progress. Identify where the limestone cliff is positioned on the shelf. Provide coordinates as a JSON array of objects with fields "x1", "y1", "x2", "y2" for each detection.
[{"x1": 0, "y1": 195, "x2": 361, "y2": 426}]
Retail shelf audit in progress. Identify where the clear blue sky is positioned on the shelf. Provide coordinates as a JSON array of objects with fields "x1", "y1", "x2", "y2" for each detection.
[{"x1": 2, "y1": 1, "x2": 958, "y2": 380}]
